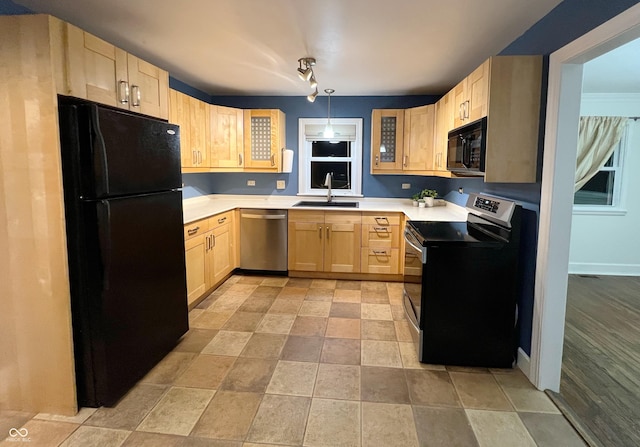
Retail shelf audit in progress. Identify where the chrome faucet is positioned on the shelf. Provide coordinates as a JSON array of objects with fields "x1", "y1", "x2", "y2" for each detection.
[{"x1": 324, "y1": 172, "x2": 333, "y2": 202}]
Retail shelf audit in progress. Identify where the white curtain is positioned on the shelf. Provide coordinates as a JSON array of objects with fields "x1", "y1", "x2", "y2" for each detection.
[{"x1": 575, "y1": 116, "x2": 627, "y2": 191}]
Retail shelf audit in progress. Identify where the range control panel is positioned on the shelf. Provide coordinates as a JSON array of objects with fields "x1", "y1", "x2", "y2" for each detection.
[{"x1": 466, "y1": 193, "x2": 516, "y2": 227}]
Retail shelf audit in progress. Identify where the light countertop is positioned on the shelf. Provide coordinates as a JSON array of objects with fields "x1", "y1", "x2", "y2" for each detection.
[{"x1": 183, "y1": 194, "x2": 468, "y2": 224}]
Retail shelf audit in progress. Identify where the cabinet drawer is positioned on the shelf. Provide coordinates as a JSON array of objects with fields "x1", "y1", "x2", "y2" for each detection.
[
  {"x1": 361, "y1": 248, "x2": 400, "y2": 274},
  {"x1": 209, "y1": 210, "x2": 233, "y2": 230},
  {"x1": 288, "y1": 209, "x2": 324, "y2": 223},
  {"x1": 361, "y1": 224, "x2": 400, "y2": 248},
  {"x1": 184, "y1": 219, "x2": 209, "y2": 240},
  {"x1": 362, "y1": 212, "x2": 401, "y2": 226}
]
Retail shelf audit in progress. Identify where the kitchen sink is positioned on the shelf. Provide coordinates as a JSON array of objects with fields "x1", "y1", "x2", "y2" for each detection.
[{"x1": 293, "y1": 201, "x2": 359, "y2": 208}]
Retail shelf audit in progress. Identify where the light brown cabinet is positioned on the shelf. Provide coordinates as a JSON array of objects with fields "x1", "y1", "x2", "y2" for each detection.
[
  {"x1": 288, "y1": 211, "x2": 361, "y2": 273},
  {"x1": 244, "y1": 109, "x2": 286, "y2": 171},
  {"x1": 63, "y1": 22, "x2": 169, "y2": 119},
  {"x1": 169, "y1": 89, "x2": 210, "y2": 170},
  {"x1": 433, "y1": 91, "x2": 453, "y2": 173},
  {"x1": 453, "y1": 59, "x2": 490, "y2": 129},
  {"x1": 371, "y1": 109, "x2": 404, "y2": 173},
  {"x1": 403, "y1": 105, "x2": 436, "y2": 172},
  {"x1": 210, "y1": 105, "x2": 245, "y2": 169},
  {"x1": 361, "y1": 213, "x2": 402, "y2": 274}
]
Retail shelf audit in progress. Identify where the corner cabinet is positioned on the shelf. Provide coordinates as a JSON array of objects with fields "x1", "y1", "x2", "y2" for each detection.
[
  {"x1": 62, "y1": 22, "x2": 169, "y2": 119},
  {"x1": 403, "y1": 105, "x2": 436, "y2": 172},
  {"x1": 210, "y1": 105, "x2": 245, "y2": 169},
  {"x1": 169, "y1": 89, "x2": 210, "y2": 171},
  {"x1": 243, "y1": 109, "x2": 286, "y2": 171}
]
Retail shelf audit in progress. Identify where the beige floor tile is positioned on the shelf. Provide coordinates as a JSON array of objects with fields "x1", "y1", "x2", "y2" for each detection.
[
  {"x1": 314, "y1": 364, "x2": 360, "y2": 400},
  {"x1": 447, "y1": 365, "x2": 490, "y2": 373},
  {"x1": 333, "y1": 289, "x2": 361, "y2": 303},
  {"x1": 255, "y1": 314, "x2": 295, "y2": 334},
  {"x1": 194, "y1": 293, "x2": 219, "y2": 310},
  {"x1": 325, "y1": 317, "x2": 361, "y2": 339},
  {"x1": 361, "y1": 303, "x2": 393, "y2": 320},
  {"x1": 266, "y1": 361, "x2": 318, "y2": 396},
  {"x1": 329, "y1": 302, "x2": 361, "y2": 318},
  {"x1": 240, "y1": 333, "x2": 287, "y2": 359},
  {"x1": 249, "y1": 285, "x2": 282, "y2": 299},
  {"x1": 286, "y1": 278, "x2": 313, "y2": 288},
  {"x1": 261, "y1": 277, "x2": 290, "y2": 287},
  {"x1": 320, "y1": 338, "x2": 361, "y2": 365},
  {"x1": 398, "y1": 342, "x2": 446, "y2": 371},
  {"x1": 305, "y1": 288, "x2": 334, "y2": 301},
  {"x1": 361, "y1": 320, "x2": 396, "y2": 340},
  {"x1": 335, "y1": 280, "x2": 362, "y2": 290},
  {"x1": 303, "y1": 398, "x2": 360, "y2": 447},
  {"x1": 209, "y1": 295, "x2": 247, "y2": 313},
  {"x1": 405, "y1": 369, "x2": 461, "y2": 407},
  {"x1": 450, "y1": 372, "x2": 513, "y2": 411},
  {"x1": 190, "y1": 310, "x2": 233, "y2": 330},
  {"x1": 85, "y1": 383, "x2": 167, "y2": 430},
  {"x1": 59, "y1": 426, "x2": 130, "y2": 447},
  {"x1": 466, "y1": 409, "x2": 536, "y2": 447},
  {"x1": 268, "y1": 299, "x2": 303, "y2": 315},
  {"x1": 191, "y1": 391, "x2": 262, "y2": 441},
  {"x1": 360, "y1": 281, "x2": 387, "y2": 292},
  {"x1": 219, "y1": 357, "x2": 278, "y2": 393},
  {"x1": 494, "y1": 371, "x2": 560, "y2": 413},
  {"x1": 202, "y1": 331, "x2": 252, "y2": 356},
  {"x1": 226, "y1": 284, "x2": 259, "y2": 296},
  {"x1": 361, "y1": 366, "x2": 410, "y2": 404},
  {"x1": 246, "y1": 394, "x2": 311, "y2": 445},
  {"x1": 298, "y1": 301, "x2": 332, "y2": 317},
  {"x1": 236, "y1": 276, "x2": 265, "y2": 285},
  {"x1": 34, "y1": 407, "x2": 96, "y2": 424},
  {"x1": 188, "y1": 309, "x2": 204, "y2": 326},
  {"x1": 310, "y1": 279, "x2": 337, "y2": 289},
  {"x1": 390, "y1": 304, "x2": 406, "y2": 320},
  {"x1": 290, "y1": 316, "x2": 328, "y2": 337},
  {"x1": 361, "y1": 290, "x2": 390, "y2": 304},
  {"x1": 0, "y1": 410, "x2": 35, "y2": 439},
  {"x1": 141, "y1": 352, "x2": 197, "y2": 385},
  {"x1": 277, "y1": 287, "x2": 309, "y2": 300},
  {"x1": 122, "y1": 431, "x2": 240, "y2": 446},
  {"x1": 173, "y1": 329, "x2": 218, "y2": 353},
  {"x1": 394, "y1": 321, "x2": 413, "y2": 342},
  {"x1": 222, "y1": 312, "x2": 265, "y2": 332},
  {"x1": 238, "y1": 297, "x2": 276, "y2": 313},
  {"x1": 173, "y1": 355, "x2": 236, "y2": 389},
  {"x1": 361, "y1": 340, "x2": 402, "y2": 368},
  {"x1": 519, "y1": 412, "x2": 586, "y2": 447},
  {"x1": 2, "y1": 420, "x2": 78, "y2": 447},
  {"x1": 412, "y1": 406, "x2": 479, "y2": 447},
  {"x1": 361, "y1": 402, "x2": 418, "y2": 447},
  {"x1": 137, "y1": 387, "x2": 214, "y2": 436},
  {"x1": 281, "y1": 336, "x2": 324, "y2": 363}
]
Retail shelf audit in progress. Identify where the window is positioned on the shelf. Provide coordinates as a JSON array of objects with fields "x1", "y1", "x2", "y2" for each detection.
[
  {"x1": 574, "y1": 125, "x2": 627, "y2": 209},
  {"x1": 298, "y1": 118, "x2": 363, "y2": 196}
]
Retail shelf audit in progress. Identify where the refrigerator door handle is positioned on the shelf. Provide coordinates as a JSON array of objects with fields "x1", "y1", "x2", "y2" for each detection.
[
  {"x1": 99, "y1": 200, "x2": 113, "y2": 290},
  {"x1": 91, "y1": 107, "x2": 111, "y2": 196}
]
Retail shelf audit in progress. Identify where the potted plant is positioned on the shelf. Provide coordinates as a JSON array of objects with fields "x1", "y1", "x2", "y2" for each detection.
[
  {"x1": 420, "y1": 189, "x2": 438, "y2": 207},
  {"x1": 411, "y1": 192, "x2": 421, "y2": 207}
]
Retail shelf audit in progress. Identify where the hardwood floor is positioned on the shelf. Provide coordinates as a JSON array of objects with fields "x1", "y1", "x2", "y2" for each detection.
[{"x1": 562, "y1": 275, "x2": 640, "y2": 447}]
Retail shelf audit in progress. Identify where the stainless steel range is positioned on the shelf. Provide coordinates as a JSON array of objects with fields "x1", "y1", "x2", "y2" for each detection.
[{"x1": 402, "y1": 193, "x2": 522, "y2": 368}]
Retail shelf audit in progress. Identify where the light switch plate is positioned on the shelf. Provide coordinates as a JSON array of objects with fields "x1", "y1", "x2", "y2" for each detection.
[
  {"x1": 276, "y1": 180, "x2": 285, "y2": 189},
  {"x1": 401, "y1": 183, "x2": 411, "y2": 189},
  {"x1": 247, "y1": 180, "x2": 256, "y2": 186}
]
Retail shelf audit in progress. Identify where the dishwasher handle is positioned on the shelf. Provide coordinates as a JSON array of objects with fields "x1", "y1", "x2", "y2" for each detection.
[{"x1": 241, "y1": 213, "x2": 287, "y2": 220}]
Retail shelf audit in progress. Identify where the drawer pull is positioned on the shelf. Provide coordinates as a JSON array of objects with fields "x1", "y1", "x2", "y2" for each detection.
[
  {"x1": 218, "y1": 217, "x2": 227, "y2": 224},
  {"x1": 374, "y1": 217, "x2": 389, "y2": 224},
  {"x1": 373, "y1": 226, "x2": 389, "y2": 232},
  {"x1": 373, "y1": 250, "x2": 389, "y2": 255},
  {"x1": 187, "y1": 226, "x2": 200, "y2": 236}
]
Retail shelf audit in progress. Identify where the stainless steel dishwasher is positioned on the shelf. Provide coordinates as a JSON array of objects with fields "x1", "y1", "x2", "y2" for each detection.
[{"x1": 240, "y1": 209, "x2": 288, "y2": 272}]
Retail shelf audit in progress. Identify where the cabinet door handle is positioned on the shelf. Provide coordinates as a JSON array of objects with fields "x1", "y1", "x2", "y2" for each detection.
[
  {"x1": 459, "y1": 103, "x2": 464, "y2": 120},
  {"x1": 465, "y1": 100, "x2": 470, "y2": 119},
  {"x1": 131, "y1": 85, "x2": 141, "y2": 107},
  {"x1": 218, "y1": 217, "x2": 227, "y2": 224},
  {"x1": 375, "y1": 155, "x2": 379, "y2": 167},
  {"x1": 192, "y1": 150, "x2": 197, "y2": 165},
  {"x1": 271, "y1": 153, "x2": 276, "y2": 167},
  {"x1": 198, "y1": 150, "x2": 202, "y2": 165},
  {"x1": 403, "y1": 155, "x2": 408, "y2": 167},
  {"x1": 238, "y1": 153, "x2": 243, "y2": 166},
  {"x1": 326, "y1": 226, "x2": 330, "y2": 239},
  {"x1": 212, "y1": 234, "x2": 216, "y2": 247},
  {"x1": 187, "y1": 226, "x2": 200, "y2": 236},
  {"x1": 118, "y1": 80, "x2": 129, "y2": 104},
  {"x1": 318, "y1": 226, "x2": 322, "y2": 239}
]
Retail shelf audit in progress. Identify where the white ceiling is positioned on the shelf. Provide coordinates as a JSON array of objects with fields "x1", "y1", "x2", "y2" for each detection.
[
  {"x1": 17, "y1": 0, "x2": 564, "y2": 96},
  {"x1": 582, "y1": 37, "x2": 640, "y2": 93}
]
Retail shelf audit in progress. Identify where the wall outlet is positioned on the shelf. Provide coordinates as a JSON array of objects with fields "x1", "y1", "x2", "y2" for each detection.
[
  {"x1": 247, "y1": 180, "x2": 256, "y2": 186},
  {"x1": 276, "y1": 180, "x2": 285, "y2": 190},
  {"x1": 401, "y1": 183, "x2": 411, "y2": 189}
]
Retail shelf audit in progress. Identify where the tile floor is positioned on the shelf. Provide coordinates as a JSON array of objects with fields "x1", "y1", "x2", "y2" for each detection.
[{"x1": 1, "y1": 274, "x2": 587, "y2": 447}]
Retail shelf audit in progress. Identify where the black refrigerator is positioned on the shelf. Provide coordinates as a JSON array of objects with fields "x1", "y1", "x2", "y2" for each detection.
[{"x1": 57, "y1": 96, "x2": 189, "y2": 407}]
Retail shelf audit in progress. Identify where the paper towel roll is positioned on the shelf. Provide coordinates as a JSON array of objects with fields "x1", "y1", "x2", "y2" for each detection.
[{"x1": 282, "y1": 148, "x2": 294, "y2": 173}]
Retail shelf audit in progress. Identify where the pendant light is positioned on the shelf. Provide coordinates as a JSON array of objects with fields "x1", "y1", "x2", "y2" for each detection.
[{"x1": 323, "y1": 89, "x2": 335, "y2": 138}]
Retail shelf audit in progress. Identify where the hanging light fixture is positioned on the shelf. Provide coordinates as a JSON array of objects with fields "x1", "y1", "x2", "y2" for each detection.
[
  {"x1": 309, "y1": 74, "x2": 318, "y2": 90},
  {"x1": 323, "y1": 89, "x2": 335, "y2": 138},
  {"x1": 307, "y1": 88, "x2": 318, "y2": 103},
  {"x1": 297, "y1": 57, "x2": 316, "y2": 82}
]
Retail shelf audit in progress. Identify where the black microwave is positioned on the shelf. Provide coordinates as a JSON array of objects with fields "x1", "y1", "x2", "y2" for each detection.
[{"x1": 447, "y1": 117, "x2": 487, "y2": 176}]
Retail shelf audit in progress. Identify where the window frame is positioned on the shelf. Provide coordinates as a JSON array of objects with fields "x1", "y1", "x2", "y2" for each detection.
[
  {"x1": 573, "y1": 124, "x2": 628, "y2": 215},
  {"x1": 297, "y1": 118, "x2": 363, "y2": 197}
]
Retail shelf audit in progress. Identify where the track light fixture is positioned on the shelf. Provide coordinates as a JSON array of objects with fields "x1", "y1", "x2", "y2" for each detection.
[{"x1": 298, "y1": 57, "x2": 321, "y2": 102}]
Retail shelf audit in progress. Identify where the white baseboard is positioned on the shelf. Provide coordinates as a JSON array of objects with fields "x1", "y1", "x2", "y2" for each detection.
[
  {"x1": 517, "y1": 348, "x2": 532, "y2": 381},
  {"x1": 568, "y1": 262, "x2": 640, "y2": 276}
]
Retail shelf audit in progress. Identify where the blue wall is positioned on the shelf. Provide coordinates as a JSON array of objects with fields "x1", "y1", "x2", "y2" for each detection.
[{"x1": 0, "y1": 0, "x2": 31, "y2": 14}]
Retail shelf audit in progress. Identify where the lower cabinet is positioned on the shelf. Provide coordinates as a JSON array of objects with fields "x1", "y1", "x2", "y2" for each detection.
[
  {"x1": 360, "y1": 212, "x2": 401, "y2": 274},
  {"x1": 183, "y1": 210, "x2": 236, "y2": 306},
  {"x1": 288, "y1": 210, "x2": 361, "y2": 273}
]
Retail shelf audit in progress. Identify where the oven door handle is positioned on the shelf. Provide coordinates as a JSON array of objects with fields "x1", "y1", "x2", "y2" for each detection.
[{"x1": 404, "y1": 230, "x2": 427, "y2": 264}]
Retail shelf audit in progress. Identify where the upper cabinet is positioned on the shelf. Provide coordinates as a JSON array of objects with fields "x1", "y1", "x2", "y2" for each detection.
[
  {"x1": 62, "y1": 23, "x2": 169, "y2": 120},
  {"x1": 452, "y1": 59, "x2": 490, "y2": 129},
  {"x1": 371, "y1": 106, "x2": 435, "y2": 174},
  {"x1": 169, "y1": 89, "x2": 210, "y2": 171},
  {"x1": 433, "y1": 91, "x2": 453, "y2": 173},
  {"x1": 210, "y1": 105, "x2": 244, "y2": 169},
  {"x1": 243, "y1": 109, "x2": 286, "y2": 171}
]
